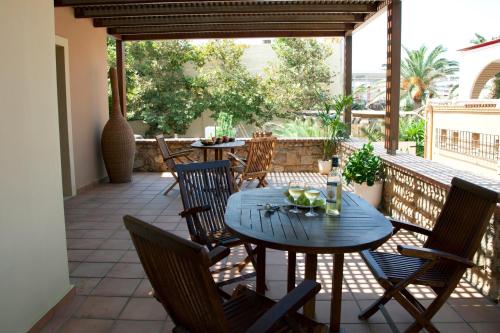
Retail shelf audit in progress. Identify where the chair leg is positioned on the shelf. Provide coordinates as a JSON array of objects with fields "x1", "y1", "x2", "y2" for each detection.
[
  {"x1": 257, "y1": 176, "x2": 268, "y2": 188},
  {"x1": 358, "y1": 294, "x2": 392, "y2": 320},
  {"x1": 163, "y1": 180, "x2": 178, "y2": 195}
]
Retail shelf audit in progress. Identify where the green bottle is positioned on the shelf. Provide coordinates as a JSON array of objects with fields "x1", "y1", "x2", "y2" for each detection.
[{"x1": 326, "y1": 156, "x2": 342, "y2": 216}]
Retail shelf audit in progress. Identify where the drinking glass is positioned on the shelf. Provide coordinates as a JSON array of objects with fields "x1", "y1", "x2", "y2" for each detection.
[
  {"x1": 288, "y1": 180, "x2": 305, "y2": 214},
  {"x1": 304, "y1": 185, "x2": 320, "y2": 217}
]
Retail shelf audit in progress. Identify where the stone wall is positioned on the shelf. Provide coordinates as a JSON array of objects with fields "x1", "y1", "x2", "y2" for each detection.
[{"x1": 134, "y1": 138, "x2": 324, "y2": 172}]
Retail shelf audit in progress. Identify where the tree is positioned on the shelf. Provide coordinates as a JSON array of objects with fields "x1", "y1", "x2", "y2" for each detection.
[
  {"x1": 401, "y1": 45, "x2": 458, "y2": 109},
  {"x1": 197, "y1": 40, "x2": 270, "y2": 127},
  {"x1": 125, "y1": 40, "x2": 206, "y2": 136},
  {"x1": 263, "y1": 38, "x2": 334, "y2": 116},
  {"x1": 470, "y1": 33, "x2": 487, "y2": 45}
]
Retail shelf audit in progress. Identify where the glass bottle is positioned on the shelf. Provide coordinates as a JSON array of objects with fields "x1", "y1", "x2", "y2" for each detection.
[{"x1": 326, "y1": 156, "x2": 342, "y2": 216}]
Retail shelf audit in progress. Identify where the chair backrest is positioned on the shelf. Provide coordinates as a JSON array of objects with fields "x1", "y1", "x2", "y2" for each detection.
[
  {"x1": 155, "y1": 134, "x2": 176, "y2": 171},
  {"x1": 176, "y1": 160, "x2": 235, "y2": 246},
  {"x1": 244, "y1": 136, "x2": 277, "y2": 176},
  {"x1": 123, "y1": 215, "x2": 230, "y2": 333},
  {"x1": 425, "y1": 177, "x2": 499, "y2": 267}
]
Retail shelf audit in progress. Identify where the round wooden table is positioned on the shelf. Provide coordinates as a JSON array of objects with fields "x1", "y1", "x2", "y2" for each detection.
[
  {"x1": 191, "y1": 140, "x2": 245, "y2": 161},
  {"x1": 224, "y1": 188, "x2": 393, "y2": 332}
]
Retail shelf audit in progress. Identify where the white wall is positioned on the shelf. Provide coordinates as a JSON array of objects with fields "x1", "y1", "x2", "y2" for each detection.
[
  {"x1": 0, "y1": 1, "x2": 71, "y2": 332},
  {"x1": 55, "y1": 8, "x2": 109, "y2": 190}
]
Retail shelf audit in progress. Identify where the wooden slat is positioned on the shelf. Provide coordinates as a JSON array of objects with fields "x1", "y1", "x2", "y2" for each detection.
[
  {"x1": 94, "y1": 13, "x2": 366, "y2": 28},
  {"x1": 74, "y1": 2, "x2": 380, "y2": 19},
  {"x1": 109, "y1": 22, "x2": 354, "y2": 35},
  {"x1": 119, "y1": 30, "x2": 346, "y2": 41}
]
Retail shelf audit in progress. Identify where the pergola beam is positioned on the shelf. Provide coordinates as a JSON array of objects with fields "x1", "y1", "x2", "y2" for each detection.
[
  {"x1": 115, "y1": 38, "x2": 127, "y2": 117},
  {"x1": 384, "y1": 0, "x2": 401, "y2": 154},
  {"x1": 55, "y1": 0, "x2": 218, "y2": 5},
  {"x1": 344, "y1": 33, "x2": 352, "y2": 135},
  {"x1": 75, "y1": 3, "x2": 379, "y2": 18},
  {"x1": 119, "y1": 30, "x2": 346, "y2": 41},
  {"x1": 108, "y1": 22, "x2": 354, "y2": 35},
  {"x1": 94, "y1": 13, "x2": 366, "y2": 28}
]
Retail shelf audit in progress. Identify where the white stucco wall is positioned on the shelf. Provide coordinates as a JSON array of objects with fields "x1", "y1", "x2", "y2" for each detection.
[
  {"x1": 55, "y1": 8, "x2": 109, "y2": 190},
  {"x1": 0, "y1": 1, "x2": 71, "y2": 332}
]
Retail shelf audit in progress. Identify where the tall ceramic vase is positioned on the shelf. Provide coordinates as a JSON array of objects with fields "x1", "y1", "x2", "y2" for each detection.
[{"x1": 101, "y1": 68, "x2": 135, "y2": 183}]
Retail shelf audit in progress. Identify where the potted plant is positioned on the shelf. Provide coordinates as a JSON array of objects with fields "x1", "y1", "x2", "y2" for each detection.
[
  {"x1": 215, "y1": 112, "x2": 236, "y2": 142},
  {"x1": 317, "y1": 95, "x2": 352, "y2": 174},
  {"x1": 343, "y1": 142, "x2": 384, "y2": 207}
]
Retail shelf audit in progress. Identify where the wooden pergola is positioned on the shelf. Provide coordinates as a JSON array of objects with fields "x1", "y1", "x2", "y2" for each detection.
[{"x1": 55, "y1": 0, "x2": 401, "y2": 154}]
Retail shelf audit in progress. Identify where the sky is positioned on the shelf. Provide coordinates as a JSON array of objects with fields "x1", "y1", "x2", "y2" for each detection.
[{"x1": 352, "y1": 0, "x2": 500, "y2": 73}]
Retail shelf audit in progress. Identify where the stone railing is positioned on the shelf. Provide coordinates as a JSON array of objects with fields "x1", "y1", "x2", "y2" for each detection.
[
  {"x1": 341, "y1": 141, "x2": 500, "y2": 302},
  {"x1": 134, "y1": 137, "x2": 324, "y2": 172}
]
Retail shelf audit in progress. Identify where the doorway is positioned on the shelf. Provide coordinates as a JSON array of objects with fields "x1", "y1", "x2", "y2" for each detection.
[{"x1": 55, "y1": 37, "x2": 76, "y2": 198}]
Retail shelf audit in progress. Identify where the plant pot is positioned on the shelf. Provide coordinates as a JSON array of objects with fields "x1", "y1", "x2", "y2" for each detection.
[
  {"x1": 318, "y1": 159, "x2": 332, "y2": 175},
  {"x1": 353, "y1": 181, "x2": 383, "y2": 207},
  {"x1": 101, "y1": 68, "x2": 135, "y2": 183}
]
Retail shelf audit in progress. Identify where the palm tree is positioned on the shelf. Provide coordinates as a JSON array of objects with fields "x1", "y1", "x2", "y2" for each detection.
[{"x1": 401, "y1": 45, "x2": 458, "y2": 109}]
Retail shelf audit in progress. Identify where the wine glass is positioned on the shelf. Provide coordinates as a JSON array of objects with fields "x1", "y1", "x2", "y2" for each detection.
[
  {"x1": 304, "y1": 185, "x2": 320, "y2": 217},
  {"x1": 288, "y1": 180, "x2": 305, "y2": 214}
]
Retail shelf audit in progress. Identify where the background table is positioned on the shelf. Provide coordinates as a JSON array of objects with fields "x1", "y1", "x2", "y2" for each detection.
[
  {"x1": 191, "y1": 140, "x2": 245, "y2": 161},
  {"x1": 224, "y1": 188, "x2": 393, "y2": 332}
]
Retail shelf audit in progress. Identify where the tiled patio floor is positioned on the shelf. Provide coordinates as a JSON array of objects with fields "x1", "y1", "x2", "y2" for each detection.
[{"x1": 42, "y1": 172, "x2": 499, "y2": 333}]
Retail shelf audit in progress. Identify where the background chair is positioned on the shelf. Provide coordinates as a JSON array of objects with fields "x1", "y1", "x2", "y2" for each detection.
[
  {"x1": 176, "y1": 160, "x2": 258, "y2": 283},
  {"x1": 123, "y1": 215, "x2": 327, "y2": 333},
  {"x1": 155, "y1": 134, "x2": 196, "y2": 195},
  {"x1": 358, "y1": 177, "x2": 499, "y2": 333},
  {"x1": 228, "y1": 135, "x2": 277, "y2": 189}
]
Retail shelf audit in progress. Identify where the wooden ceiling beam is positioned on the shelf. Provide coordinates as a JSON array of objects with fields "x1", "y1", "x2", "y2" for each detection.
[
  {"x1": 75, "y1": 2, "x2": 379, "y2": 18},
  {"x1": 55, "y1": 0, "x2": 237, "y2": 5},
  {"x1": 120, "y1": 30, "x2": 346, "y2": 41},
  {"x1": 108, "y1": 22, "x2": 355, "y2": 34},
  {"x1": 94, "y1": 13, "x2": 366, "y2": 28}
]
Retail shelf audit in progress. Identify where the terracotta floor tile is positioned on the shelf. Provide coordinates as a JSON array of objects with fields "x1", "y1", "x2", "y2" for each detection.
[
  {"x1": 133, "y1": 279, "x2": 154, "y2": 297},
  {"x1": 119, "y1": 250, "x2": 140, "y2": 263},
  {"x1": 75, "y1": 296, "x2": 128, "y2": 319},
  {"x1": 67, "y1": 238, "x2": 104, "y2": 250},
  {"x1": 92, "y1": 278, "x2": 141, "y2": 297},
  {"x1": 469, "y1": 322, "x2": 500, "y2": 332},
  {"x1": 152, "y1": 222, "x2": 179, "y2": 231},
  {"x1": 110, "y1": 320, "x2": 164, "y2": 333},
  {"x1": 58, "y1": 318, "x2": 115, "y2": 333},
  {"x1": 315, "y1": 300, "x2": 363, "y2": 324},
  {"x1": 434, "y1": 323, "x2": 476, "y2": 332},
  {"x1": 119, "y1": 298, "x2": 168, "y2": 321},
  {"x1": 110, "y1": 230, "x2": 131, "y2": 240},
  {"x1": 70, "y1": 277, "x2": 101, "y2": 295},
  {"x1": 67, "y1": 249, "x2": 93, "y2": 262},
  {"x1": 71, "y1": 262, "x2": 114, "y2": 278},
  {"x1": 84, "y1": 229, "x2": 116, "y2": 239},
  {"x1": 450, "y1": 298, "x2": 500, "y2": 322},
  {"x1": 107, "y1": 263, "x2": 145, "y2": 279},
  {"x1": 85, "y1": 250, "x2": 126, "y2": 263},
  {"x1": 99, "y1": 239, "x2": 133, "y2": 250}
]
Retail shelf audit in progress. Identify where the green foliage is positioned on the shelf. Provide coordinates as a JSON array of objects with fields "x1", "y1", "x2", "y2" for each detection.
[
  {"x1": 401, "y1": 45, "x2": 458, "y2": 109},
  {"x1": 343, "y1": 142, "x2": 383, "y2": 186},
  {"x1": 361, "y1": 122, "x2": 384, "y2": 142},
  {"x1": 262, "y1": 38, "x2": 333, "y2": 116},
  {"x1": 215, "y1": 112, "x2": 236, "y2": 137},
  {"x1": 317, "y1": 95, "x2": 351, "y2": 159},
  {"x1": 399, "y1": 117, "x2": 425, "y2": 157},
  {"x1": 197, "y1": 40, "x2": 270, "y2": 127},
  {"x1": 270, "y1": 117, "x2": 323, "y2": 138}
]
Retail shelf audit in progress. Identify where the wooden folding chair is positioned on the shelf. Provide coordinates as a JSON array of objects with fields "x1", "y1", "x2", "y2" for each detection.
[
  {"x1": 155, "y1": 134, "x2": 196, "y2": 195},
  {"x1": 359, "y1": 177, "x2": 499, "y2": 333},
  {"x1": 228, "y1": 134, "x2": 277, "y2": 189},
  {"x1": 123, "y1": 215, "x2": 327, "y2": 333},
  {"x1": 176, "y1": 160, "x2": 258, "y2": 285}
]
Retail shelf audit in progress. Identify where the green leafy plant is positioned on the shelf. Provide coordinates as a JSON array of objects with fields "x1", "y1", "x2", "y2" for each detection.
[
  {"x1": 269, "y1": 117, "x2": 323, "y2": 138},
  {"x1": 343, "y1": 142, "x2": 383, "y2": 186},
  {"x1": 215, "y1": 112, "x2": 236, "y2": 137},
  {"x1": 360, "y1": 121, "x2": 384, "y2": 142},
  {"x1": 399, "y1": 117, "x2": 425, "y2": 157},
  {"x1": 317, "y1": 95, "x2": 352, "y2": 160}
]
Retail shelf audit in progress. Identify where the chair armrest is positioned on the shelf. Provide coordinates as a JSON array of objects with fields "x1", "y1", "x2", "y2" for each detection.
[
  {"x1": 246, "y1": 280, "x2": 321, "y2": 333},
  {"x1": 398, "y1": 245, "x2": 474, "y2": 268},
  {"x1": 208, "y1": 246, "x2": 230, "y2": 266},
  {"x1": 390, "y1": 218, "x2": 432, "y2": 237},
  {"x1": 227, "y1": 152, "x2": 247, "y2": 166},
  {"x1": 179, "y1": 205, "x2": 211, "y2": 218},
  {"x1": 165, "y1": 149, "x2": 193, "y2": 160}
]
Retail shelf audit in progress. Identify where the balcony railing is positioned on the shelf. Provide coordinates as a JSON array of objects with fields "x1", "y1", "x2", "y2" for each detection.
[{"x1": 435, "y1": 128, "x2": 500, "y2": 162}]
